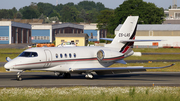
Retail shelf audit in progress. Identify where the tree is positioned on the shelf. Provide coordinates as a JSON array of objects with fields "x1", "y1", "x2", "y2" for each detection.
[
  {"x1": 37, "y1": 2, "x2": 54, "y2": 17},
  {"x1": 20, "y1": 6, "x2": 40, "y2": 19},
  {"x1": 107, "y1": 0, "x2": 165, "y2": 34},
  {"x1": 97, "y1": 10, "x2": 114, "y2": 29},
  {"x1": 96, "y1": 2, "x2": 106, "y2": 11},
  {"x1": 60, "y1": 5, "x2": 79, "y2": 22},
  {"x1": 0, "y1": 9, "x2": 9, "y2": 19},
  {"x1": 49, "y1": 10, "x2": 61, "y2": 20},
  {"x1": 12, "y1": 7, "x2": 17, "y2": 14},
  {"x1": 16, "y1": 12, "x2": 23, "y2": 19},
  {"x1": 79, "y1": 9, "x2": 86, "y2": 22},
  {"x1": 49, "y1": 16, "x2": 59, "y2": 22}
]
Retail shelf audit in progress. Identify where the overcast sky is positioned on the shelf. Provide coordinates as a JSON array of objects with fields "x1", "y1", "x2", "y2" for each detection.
[{"x1": 0, "y1": 0, "x2": 178, "y2": 10}]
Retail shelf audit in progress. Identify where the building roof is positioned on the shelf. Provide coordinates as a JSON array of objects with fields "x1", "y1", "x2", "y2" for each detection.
[
  {"x1": 79, "y1": 23, "x2": 98, "y2": 30},
  {"x1": 55, "y1": 33, "x2": 88, "y2": 38},
  {"x1": 0, "y1": 21, "x2": 31, "y2": 29},
  {"x1": 0, "y1": 19, "x2": 43, "y2": 24},
  {"x1": 115, "y1": 24, "x2": 180, "y2": 31},
  {"x1": 52, "y1": 23, "x2": 84, "y2": 29}
]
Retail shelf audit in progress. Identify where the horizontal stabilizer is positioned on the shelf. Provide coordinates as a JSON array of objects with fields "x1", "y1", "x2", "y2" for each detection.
[
  {"x1": 100, "y1": 39, "x2": 162, "y2": 43},
  {"x1": 100, "y1": 38, "x2": 113, "y2": 41},
  {"x1": 115, "y1": 60, "x2": 127, "y2": 64},
  {"x1": 119, "y1": 39, "x2": 162, "y2": 43}
]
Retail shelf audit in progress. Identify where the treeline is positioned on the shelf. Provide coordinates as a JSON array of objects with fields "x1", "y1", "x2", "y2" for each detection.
[
  {"x1": 0, "y1": 0, "x2": 165, "y2": 34},
  {"x1": 0, "y1": 1, "x2": 109, "y2": 23}
]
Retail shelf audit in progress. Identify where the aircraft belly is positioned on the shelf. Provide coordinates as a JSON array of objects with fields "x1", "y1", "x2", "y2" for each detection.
[
  {"x1": 71, "y1": 60, "x2": 113, "y2": 69},
  {"x1": 45, "y1": 60, "x2": 114, "y2": 72}
]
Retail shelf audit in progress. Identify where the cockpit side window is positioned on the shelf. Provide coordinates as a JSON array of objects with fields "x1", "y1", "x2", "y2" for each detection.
[{"x1": 19, "y1": 52, "x2": 38, "y2": 57}]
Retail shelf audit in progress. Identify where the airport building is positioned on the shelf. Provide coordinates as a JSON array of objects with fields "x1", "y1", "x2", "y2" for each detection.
[
  {"x1": 31, "y1": 24, "x2": 52, "y2": 43},
  {"x1": 115, "y1": 24, "x2": 180, "y2": 48},
  {"x1": 80, "y1": 23, "x2": 107, "y2": 42},
  {"x1": 0, "y1": 21, "x2": 31, "y2": 44},
  {"x1": 31, "y1": 23, "x2": 84, "y2": 44},
  {"x1": 55, "y1": 34, "x2": 89, "y2": 46}
]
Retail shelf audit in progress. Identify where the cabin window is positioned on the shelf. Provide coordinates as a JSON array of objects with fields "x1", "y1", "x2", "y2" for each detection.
[
  {"x1": 69, "y1": 53, "x2": 72, "y2": 58},
  {"x1": 65, "y1": 54, "x2": 67, "y2": 58},
  {"x1": 74, "y1": 53, "x2": 76, "y2": 58},
  {"x1": 56, "y1": 54, "x2": 58, "y2": 58},
  {"x1": 19, "y1": 52, "x2": 38, "y2": 57},
  {"x1": 60, "y1": 54, "x2": 63, "y2": 58}
]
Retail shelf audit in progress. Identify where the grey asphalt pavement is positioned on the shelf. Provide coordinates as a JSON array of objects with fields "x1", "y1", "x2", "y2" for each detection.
[{"x1": 0, "y1": 72, "x2": 180, "y2": 87}]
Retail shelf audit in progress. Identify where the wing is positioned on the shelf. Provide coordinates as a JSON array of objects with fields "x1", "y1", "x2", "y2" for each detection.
[{"x1": 71, "y1": 64, "x2": 174, "y2": 75}]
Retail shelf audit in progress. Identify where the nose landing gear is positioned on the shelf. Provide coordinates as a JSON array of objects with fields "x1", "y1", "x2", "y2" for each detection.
[{"x1": 17, "y1": 71, "x2": 23, "y2": 81}]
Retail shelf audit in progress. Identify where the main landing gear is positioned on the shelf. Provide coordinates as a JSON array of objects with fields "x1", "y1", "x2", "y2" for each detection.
[
  {"x1": 85, "y1": 73, "x2": 94, "y2": 79},
  {"x1": 54, "y1": 72, "x2": 71, "y2": 78},
  {"x1": 17, "y1": 71, "x2": 23, "y2": 81},
  {"x1": 63, "y1": 73, "x2": 71, "y2": 78}
]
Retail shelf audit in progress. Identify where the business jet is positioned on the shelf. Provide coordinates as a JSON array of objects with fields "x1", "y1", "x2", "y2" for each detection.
[{"x1": 4, "y1": 16, "x2": 174, "y2": 81}]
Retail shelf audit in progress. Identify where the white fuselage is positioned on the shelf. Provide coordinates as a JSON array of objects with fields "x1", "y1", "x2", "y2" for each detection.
[{"x1": 4, "y1": 46, "x2": 125, "y2": 72}]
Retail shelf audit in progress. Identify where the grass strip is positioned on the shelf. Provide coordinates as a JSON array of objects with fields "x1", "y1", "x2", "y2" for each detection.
[
  {"x1": 133, "y1": 48, "x2": 180, "y2": 53},
  {"x1": 0, "y1": 87, "x2": 180, "y2": 101}
]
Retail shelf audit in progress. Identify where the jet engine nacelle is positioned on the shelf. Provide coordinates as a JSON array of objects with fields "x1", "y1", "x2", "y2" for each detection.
[{"x1": 97, "y1": 49, "x2": 124, "y2": 62}]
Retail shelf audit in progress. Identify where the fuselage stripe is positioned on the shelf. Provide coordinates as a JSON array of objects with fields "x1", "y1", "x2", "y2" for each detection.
[{"x1": 14, "y1": 56, "x2": 124, "y2": 66}]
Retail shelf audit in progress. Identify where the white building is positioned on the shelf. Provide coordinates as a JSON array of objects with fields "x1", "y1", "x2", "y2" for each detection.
[{"x1": 115, "y1": 24, "x2": 180, "y2": 48}]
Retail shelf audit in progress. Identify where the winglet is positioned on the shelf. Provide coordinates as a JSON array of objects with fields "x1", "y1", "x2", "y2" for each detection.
[{"x1": 6, "y1": 57, "x2": 12, "y2": 62}]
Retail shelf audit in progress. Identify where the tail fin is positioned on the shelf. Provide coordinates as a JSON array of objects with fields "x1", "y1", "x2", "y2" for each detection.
[{"x1": 106, "y1": 16, "x2": 139, "y2": 54}]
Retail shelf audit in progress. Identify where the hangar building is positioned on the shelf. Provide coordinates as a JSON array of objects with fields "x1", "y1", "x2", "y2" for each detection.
[
  {"x1": 31, "y1": 23, "x2": 84, "y2": 44},
  {"x1": 0, "y1": 21, "x2": 31, "y2": 44},
  {"x1": 115, "y1": 24, "x2": 180, "y2": 47},
  {"x1": 80, "y1": 23, "x2": 107, "y2": 42}
]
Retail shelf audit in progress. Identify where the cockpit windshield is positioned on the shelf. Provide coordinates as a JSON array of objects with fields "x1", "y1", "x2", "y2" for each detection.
[{"x1": 19, "y1": 52, "x2": 38, "y2": 57}]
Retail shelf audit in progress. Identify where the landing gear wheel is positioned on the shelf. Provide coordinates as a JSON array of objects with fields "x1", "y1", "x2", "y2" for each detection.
[
  {"x1": 85, "y1": 73, "x2": 93, "y2": 79},
  {"x1": 16, "y1": 71, "x2": 23, "y2": 81},
  {"x1": 54, "y1": 72, "x2": 62, "y2": 77},
  {"x1": 63, "y1": 73, "x2": 71, "y2": 78},
  {"x1": 17, "y1": 75, "x2": 22, "y2": 81}
]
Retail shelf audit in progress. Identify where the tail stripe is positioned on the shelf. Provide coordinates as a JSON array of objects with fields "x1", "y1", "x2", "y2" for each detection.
[{"x1": 119, "y1": 24, "x2": 137, "y2": 53}]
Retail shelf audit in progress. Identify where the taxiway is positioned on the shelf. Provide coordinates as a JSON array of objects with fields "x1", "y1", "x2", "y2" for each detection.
[{"x1": 0, "y1": 72, "x2": 179, "y2": 87}]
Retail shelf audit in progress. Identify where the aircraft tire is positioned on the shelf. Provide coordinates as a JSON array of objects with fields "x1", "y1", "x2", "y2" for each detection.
[
  {"x1": 17, "y1": 76, "x2": 22, "y2": 81},
  {"x1": 63, "y1": 73, "x2": 71, "y2": 78},
  {"x1": 85, "y1": 73, "x2": 93, "y2": 79}
]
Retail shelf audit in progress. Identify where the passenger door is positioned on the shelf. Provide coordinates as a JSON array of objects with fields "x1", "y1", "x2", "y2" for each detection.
[{"x1": 44, "y1": 49, "x2": 52, "y2": 67}]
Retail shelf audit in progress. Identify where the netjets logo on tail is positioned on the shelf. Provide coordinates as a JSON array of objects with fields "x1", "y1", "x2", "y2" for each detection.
[{"x1": 119, "y1": 33, "x2": 130, "y2": 37}]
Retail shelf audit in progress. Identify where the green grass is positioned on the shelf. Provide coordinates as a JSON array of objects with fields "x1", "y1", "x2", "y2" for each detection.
[
  {"x1": 133, "y1": 48, "x2": 180, "y2": 53},
  {"x1": 0, "y1": 53, "x2": 20, "y2": 62},
  {"x1": 0, "y1": 48, "x2": 24, "y2": 53},
  {"x1": 0, "y1": 48, "x2": 24, "y2": 62},
  {"x1": 0, "y1": 87, "x2": 180, "y2": 101},
  {"x1": 0, "y1": 66, "x2": 6, "y2": 72},
  {"x1": 110, "y1": 62, "x2": 180, "y2": 72},
  {"x1": 125, "y1": 54, "x2": 180, "y2": 60}
]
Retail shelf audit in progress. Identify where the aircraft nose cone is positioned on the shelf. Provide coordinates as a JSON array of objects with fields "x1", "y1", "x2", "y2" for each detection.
[{"x1": 4, "y1": 62, "x2": 12, "y2": 70}]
